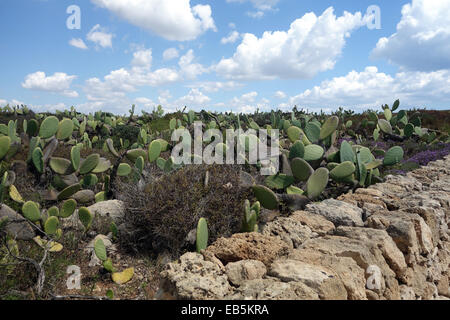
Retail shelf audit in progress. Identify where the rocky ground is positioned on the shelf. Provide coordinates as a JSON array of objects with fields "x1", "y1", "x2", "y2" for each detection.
[
  {"x1": 158, "y1": 155, "x2": 450, "y2": 300},
  {"x1": 2, "y1": 156, "x2": 449, "y2": 300}
]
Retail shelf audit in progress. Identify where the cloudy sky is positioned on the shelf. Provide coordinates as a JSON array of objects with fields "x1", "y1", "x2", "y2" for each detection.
[{"x1": 0, "y1": 0, "x2": 449, "y2": 115}]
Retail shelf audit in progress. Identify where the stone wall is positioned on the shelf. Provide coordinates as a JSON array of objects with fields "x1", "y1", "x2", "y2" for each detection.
[{"x1": 158, "y1": 155, "x2": 450, "y2": 300}]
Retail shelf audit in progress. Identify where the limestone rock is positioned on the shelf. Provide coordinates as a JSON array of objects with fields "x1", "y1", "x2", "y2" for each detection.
[
  {"x1": 262, "y1": 217, "x2": 314, "y2": 248},
  {"x1": 160, "y1": 252, "x2": 231, "y2": 300},
  {"x1": 225, "y1": 260, "x2": 266, "y2": 286},
  {"x1": 204, "y1": 232, "x2": 290, "y2": 267},
  {"x1": 290, "y1": 211, "x2": 335, "y2": 236},
  {"x1": 305, "y1": 199, "x2": 364, "y2": 227},
  {"x1": 269, "y1": 259, "x2": 347, "y2": 300},
  {"x1": 0, "y1": 204, "x2": 35, "y2": 240}
]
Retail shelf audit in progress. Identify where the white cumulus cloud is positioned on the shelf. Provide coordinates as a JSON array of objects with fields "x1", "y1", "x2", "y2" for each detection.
[
  {"x1": 289, "y1": 66, "x2": 450, "y2": 109},
  {"x1": 221, "y1": 31, "x2": 240, "y2": 44},
  {"x1": 372, "y1": 0, "x2": 450, "y2": 71},
  {"x1": 163, "y1": 48, "x2": 179, "y2": 61},
  {"x1": 69, "y1": 38, "x2": 88, "y2": 50},
  {"x1": 87, "y1": 24, "x2": 114, "y2": 48},
  {"x1": 214, "y1": 7, "x2": 366, "y2": 80},
  {"x1": 22, "y1": 71, "x2": 79, "y2": 97},
  {"x1": 91, "y1": 0, "x2": 216, "y2": 41}
]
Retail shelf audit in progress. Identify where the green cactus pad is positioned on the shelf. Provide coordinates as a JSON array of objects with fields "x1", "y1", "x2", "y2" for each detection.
[
  {"x1": 383, "y1": 146, "x2": 404, "y2": 166},
  {"x1": 44, "y1": 216, "x2": 59, "y2": 235},
  {"x1": 79, "y1": 154, "x2": 100, "y2": 175},
  {"x1": 27, "y1": 119, "x2": 39, "y2": 136},
  {"x1": 291, "y1": 158, "x2": 314, "y2": 181},
  {"x1": 49, "y1": 157, "x2": 73, "y2": 175},
  {"x1": 57, "y1": 183, "x2": 81, "y2": 201},
  {"x1": 155, "y1": 139, "x2": 169, "y2": 152},
  {"x1": 148, "y1": 140, "x2": 162, "y2": 162},
  {"x1": 378, "y1": 119, "x2": 393, "y2": 135},
  {"x1": 196, "y1": 217, "x2": 208, "y2": 253},
  {"x1": 56, "y1": 118, "x2": 74, "y2": 140},
  {"x1": 60, "y1": 199, "x2": 77, "y2": 218},
  {"x1": 340, "y1": 140, "x2": 355, "y2": 163},
  {"x1": 286, "y1": 186, "x2": 304, "y2": 195},
  {"x1": 32, "y1": 147, "x2": 44, "y2": 173},
  {"x1": 303, "y1": 144, "x2": 324, "y2": 162},
  {"x1": 78, "y1": 207, "x2": 93, "y2": 231},
  {"x1": 330, "y1": 161, "x2": 356, "y2": 180},
  {"x1": 169, "y1": 118, "x2": 177, "y2": 130},
  {"x1": 304, "y1": 122, "x2": 321, "y2": 143},
  {"x1": 135, "y1": 156, "x2": 145, "y2": 174},
  {"x1": 81, "y1": 174, "x2": 98, "y2": 188},
  {"x1": 252, "y1": 185, "x2": 279, "y2": 210},
  {"x1": 94, "y1": 238, "x2": 107, "y2": 261},
  {"x1": 287, "y1": 126, "x2": 302, "y2": 143},
  {"x1": 126, "y1": 148, "x2": 148, "y2": 162},
  {"x1": 95, "y1": 191, "x2": 107, "y2": 203},
  {"x1": 0, "y1": 136, "x2": 11, "y2": 160},
  {"x1": 47, "y1": 206, "x2": 59, "y2": 217},
  {"x1": 39, "y1": 116, "x2": 59, "y2": 139},
  {"x1": 306, "y1": 168, "x2": 329, "y2": 200},
  {"x1": 264, "y1": 174, "x2": 294, "y2": 190},
  {"x1": 384, "y1": 108, "x2": 392, "y2": 122},
  {"x1": 404, "y1": 123, "x2": 414, "y2": 138},
  {"x1": 156, "y1": 157, "x2": 166, "y2": 170},
  {"x1": 70, "y1": 145, "x2": 81, "y2": 171},
  {"x1": 117, "y1": 163, "x2": 132, "y2": 176},
  {"x1": 92, "y1": 158, "x2": 112, "y2": 174},
  {"x1": 289, "y1": 140, "x2": 304, "y2": 159},
  {"x1": 22, "y1": 201, "x2": 41, "y2": 222},
  {"x1": 319, "y1": 116, "x2": 339, "y2": 140}
]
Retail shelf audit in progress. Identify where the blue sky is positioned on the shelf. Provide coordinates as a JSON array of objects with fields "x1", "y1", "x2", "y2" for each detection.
[{"x1": 0, "y1": 0, "x2": 449, "y2": 115}]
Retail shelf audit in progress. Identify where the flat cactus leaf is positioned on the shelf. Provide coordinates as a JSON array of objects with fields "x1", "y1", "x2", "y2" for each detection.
[
  {"x1": 264, "y1": 174, "x2": 294, "y2": 190},
  {"x1": 22, "y1": 201, "x2": 41, "y2": 222},
  {"x1": 60, "y1": 199, "x2": 77, "y2": 218},
  {"x1": 291, "y1": 158, "x2": 314, "y2": 182},
  {"x1": 303, "y1": 144, "x2": 324, "y2": 162},
  {"x1": 57, "y1": 183, "x2": 81, "y2": 201},
  {"x1": 112, "y1": 267, "x2": 134, "y2": 285},
  {"x1": 286, "y1": 186, "x2": 304, "y2": 195},
  {"x1": 155, "y1": 139, "x2": 169, "y2": 152},
  {"x1": 94, "y1": 238, "x2": 107, "y2": 261},
  {"x1": 92, "y1": 158, "x2": 112, "y2": 174},
  {"x1": 95, "y1": 191, "x2": 107, "y2": 203},
  {"x1": 56, "y1": 118, "x2": 74, "y2": 140},
  {"x1": 286, "y1": 126, "x2": 302, "y2": 143},
  {"x1": 340, "y1": 140, "x2": 355, "y2": 163},
  {"x1": 39, "y1": 116, "x2": 59, "y2": 139},
  {"x1": 319, "y1": 116, "x2": 339, "y2": 140},
  {"x1": 126, "y1": 148, "x2": 148, "y2": 162},
  {"x1": 32, "y1": 147, "x2": 44, "y2": 173},
  {"x1": 304, "y1": 122, "x2": 321, "y2": 143},
  {"x1": 81, "y1": 174, "x2": 98, "y2": 188},
  {"x1": 78, "y1": 207, "x2": 93, "y2": 231},
  {"x1": 70, "y1": 145, "x2": 81, "y2": 171},
  {"x1": 47, "y1": 206, "x2": 59, "y2": 217},
  {"x1": 383, "y1": 146, "x2": 404, "y2": 166},
  {"x1": 44, "y1": 216, "x2": 59, "y2": 235},
  {"x1": 79, "y1": 154, "x2": 100, "y2": 175},
  {"x1": 306, "y1": 168, "x2": 329, "y2": 200},
  {"x1": 117, "y1": 163, "x2": 132, "y2": 176},
  {"x1": 330, "y1": 161, "x2": 356, "y2": 180},
  {"x1": 0, "y1": 136, "x2": 11, "y2": 160},
  {"x1": 289, "y1": 140, "x2": 304, "y2": 159},
  {"x1": 49, "y1": 157, "x2": 74, "y2": 175},
  {"x1": 148, "y1": 140, "x2": 162, "y2": 162},
  {"x1": 9, "y1": 185, "x2": 24, "y2": 203},
  {"x1": 196, "y1": 217, "x2": 208, "y2": 253},
  {"x1": 252, "y1": 185, "x2": 279, "y2": 210},
  {"x1": 378, "y1": 119, "x2": 393, "y2": 135}
]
